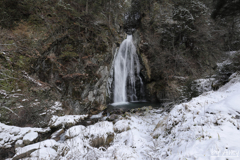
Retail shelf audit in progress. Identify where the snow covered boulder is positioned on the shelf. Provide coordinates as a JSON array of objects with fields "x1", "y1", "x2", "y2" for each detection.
[
  {"x1": 13, "y1": 139, "x2": 59, "y2": 160},
  {"x1": 113, "y1": 120, "x2": 130, "y2": 133},
  {"x1": 30, "y1": 147, "x2": 57, "y2": 160},
  {"x1": 51, "y1": 122, "x2": 115, "y2": 158},
  {"x1": 0, "y1": 123, "x2": 50, "y2": 149},
  {"x1": 65, "y1": 125, "x2": 86, "y2": 139},
  {"x1": 48, "y1": 115, "x2": 88, "y2": 129},
  {"x1": 22, "y1": 131, "x2": 38, "y2": 145},
  {"x1": 85, "y1": 121, "x2": 114, "y2": 148},
  {"x1": 15, "y1": 140, "x2": 24, "y2": 148}
]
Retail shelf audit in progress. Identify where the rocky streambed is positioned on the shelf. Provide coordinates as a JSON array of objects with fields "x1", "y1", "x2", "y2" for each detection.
[{"x1": 0, "y1": 105, "x2": 156, "y2": 160}]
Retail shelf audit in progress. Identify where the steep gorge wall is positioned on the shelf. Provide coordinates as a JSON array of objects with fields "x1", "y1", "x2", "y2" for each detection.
[{"x1": 128, "y1": 0, "x2": 240, "y2": 103}]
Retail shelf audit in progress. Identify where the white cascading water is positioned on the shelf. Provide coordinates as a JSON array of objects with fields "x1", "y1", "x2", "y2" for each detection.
[{"x1": 113, "y1": 35, "x2": 144, "y2": 103}]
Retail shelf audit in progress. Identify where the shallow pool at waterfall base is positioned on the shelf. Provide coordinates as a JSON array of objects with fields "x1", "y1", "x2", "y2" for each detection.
[{"x1": 107, "y1": 101, "x2": 162, "y2": 112}]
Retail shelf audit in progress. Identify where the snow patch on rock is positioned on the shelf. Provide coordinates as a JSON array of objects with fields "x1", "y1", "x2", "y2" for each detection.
[
  {"x1": 49, "y1": 101, "x2": 63, "y2": 114},
  {"x1": 0, "y1": 123, "x2": 50, "y2": 149},
  {"x1": 30, "y1": 147, "x2": 57, "y2": 160},
  {"x1": 48, "y1": 115, "x2": 88, "y2": 129},
  {"x1": 113, "y1": 120, "x2": 130, "y2": 133},
  {"x1": 65, "y1": 125, "x2": 86, "y2": 139},
  {"x1": 13, "y1": 139, "x2": 58, "y2": 160},
  {"x1": 23, "y1": 132, "x2": 38, "y2": 145}
]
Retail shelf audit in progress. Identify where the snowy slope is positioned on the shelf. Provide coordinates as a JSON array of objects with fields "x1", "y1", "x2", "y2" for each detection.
[{"x1": 152, "y1": 72, "x2": 240, "y2": 160}]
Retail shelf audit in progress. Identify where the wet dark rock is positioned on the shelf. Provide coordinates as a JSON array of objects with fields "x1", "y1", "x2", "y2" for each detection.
[
  {"x1": 107, "y1": 114, "x2": 119, "y2": 122},
  {"x1": 235, "y1": 115, "x2": 240, "y2": 119},
  {"x1": 51, "y1": 129, "x2": 65, "y2": 141},
  {"x1": 130, "y1": 106, "x2": 153, "y2": 114},
  {"x1": 0, "y1": 147, "x2": 15, "y2": 160}
]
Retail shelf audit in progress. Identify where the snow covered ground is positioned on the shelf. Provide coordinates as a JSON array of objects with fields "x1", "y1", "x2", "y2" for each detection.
[
  {"x1": 1, "y1": 72, "x2": 240, "y2": 160},
  {"x1": 0, "y1": 124, "x2": 50, "y2": 149},
  {"x1": 152, "y1": 72, "x2": 240, "y2": 160}
]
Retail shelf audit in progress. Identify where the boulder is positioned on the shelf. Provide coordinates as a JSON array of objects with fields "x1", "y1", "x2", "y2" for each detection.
[
  {"x1": 0, "y1": 122, "x2": 50, "y2": 149},
  {"x1": 48, "y1": 115, "x2": 88, "y2": 129},
  {"x1": 113, "y1": 120, "x2": 130, "y2": 133},
  {"x1": 65, "y1": 125, "x2": 86, "y2": 139},
  {"x1": 86, "y1": 121, "x2": 114, "y2": 148},
  {"x1": 15, "y1": 140, "x2": 24, "y2": 148},
  {"x1": 23, "y1": 132, "x2": 38, "y2": 145},
  {"x1": 13, "y1": 139, "x2": 59, "y2": 160},
  {"x1": 51, "y1": 129, "x2": 65, "y2": 141}
]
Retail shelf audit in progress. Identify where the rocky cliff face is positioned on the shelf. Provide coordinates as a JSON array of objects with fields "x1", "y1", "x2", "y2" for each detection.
[
  {"x1": 127, "y1": 0, "x2": 240, "y2": 103},
  {"x1": 0, "y1": 0, "x2": 129, "y2": 127}
]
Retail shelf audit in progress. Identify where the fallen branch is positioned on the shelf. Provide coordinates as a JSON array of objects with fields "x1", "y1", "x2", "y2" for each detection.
[{"x1": 2, "y1": 106, "x2": 20, "y2": 118}]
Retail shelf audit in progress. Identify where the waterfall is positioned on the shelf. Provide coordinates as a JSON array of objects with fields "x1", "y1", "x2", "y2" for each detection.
[{"x1": 113, "y1": 35, "x2": 144, "y2": 103}]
